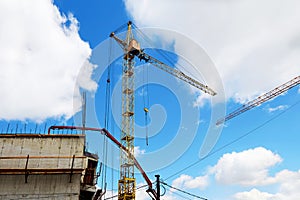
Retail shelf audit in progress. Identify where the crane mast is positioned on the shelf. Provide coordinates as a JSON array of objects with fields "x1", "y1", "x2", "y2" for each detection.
[
  {"x1": 216, "y1": 75, "x2": 300, "y2": 125},
  {"x1": 110, "y1": 21, "x2": 216, "y2": 200},
  {"x1": 119, "y1": 22, "x2": 136, "y2": 200}
]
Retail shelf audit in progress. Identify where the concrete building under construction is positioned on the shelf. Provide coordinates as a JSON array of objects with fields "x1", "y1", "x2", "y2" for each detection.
[{"x1": 0, "y1": 132, "x2": 98, "y2": 200}]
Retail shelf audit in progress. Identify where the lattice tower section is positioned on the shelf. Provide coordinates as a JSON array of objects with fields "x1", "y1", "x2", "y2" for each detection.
[{"x1": 118, "y1": 23, "x2": 136, "y2": 200}]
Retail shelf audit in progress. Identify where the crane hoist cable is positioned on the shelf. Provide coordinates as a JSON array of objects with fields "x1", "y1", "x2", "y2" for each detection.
[
  {"x1": 133, "y1": 24, "x2": 175, "y2": 65},
  {"x1": 109, "y1": 38, "x2": 116, "y2": 198},
  {"x1": 134, "y1": 23, "x2": 198, "y2": 83},
  {"x1": 101, "y1": 38, "x2": 114, "y2": 196},
  {"x1": 123, "y1": 23, "x2": 153, "y2": 146},
  {"x1": 144, "y1": 108, "x2": 149, "y2": 146},
  {"x1": 122, "y1": 23, "x2": 216, "y2": 96},
  {"x1": 143, "y1": 63, "x2": 150, "y2": 145},
  {"x1": 109, "y1": 21, "x2": 216, "y2": 200}
]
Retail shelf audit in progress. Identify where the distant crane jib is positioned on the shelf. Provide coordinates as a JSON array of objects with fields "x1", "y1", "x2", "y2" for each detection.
[{"x1": 216, "y1": 75, "x2": 300, "y2": 125}]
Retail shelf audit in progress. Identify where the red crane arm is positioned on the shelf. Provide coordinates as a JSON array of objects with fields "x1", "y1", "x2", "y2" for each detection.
[{"x1": 48, "y1": 126, "x2": 157, "y2": 198}]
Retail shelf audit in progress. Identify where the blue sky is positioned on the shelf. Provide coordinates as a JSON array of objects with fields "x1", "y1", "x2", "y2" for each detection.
[{"x1": 0, "y1": 0, "x2": 300, "y2": 199}]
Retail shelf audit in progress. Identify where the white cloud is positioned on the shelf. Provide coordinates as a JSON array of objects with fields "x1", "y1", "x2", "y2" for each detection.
[
  {"x1": 124, "y1": 0, "x2": 300, "y2": 105},
  {"x1": 233, "y1": 174, "x2": 300, "y2": 200},
  {"x1": 234, "y1": 188, "x2": 276, "y2": 200},
  {"x1": 266, "y1": 105, "x2": 289, "y2": 113},
  {"x1": 210, "y1": 147, "x2": 282, "y2": 186},
  {"x1": 172, "y1": 174, "x2": 209, "y2": 190},
  {"x1": 136, "y1": 175, "x2": 208, "y2": 200},
  {"x1": 209, "y1": 148, "x2": 300, "y2": 200},
  {"x1": 272, "y1": 169, "x2": 300, "y2": 200},
  {"x1": 76, "y1": 60, "x2": 98, "y2": 92},
  {"x1": 136, "y1": 182, "x2": 151, "y2": 200},
  {"x1": 0, "y1": 0, "x2": 96, "y2": 122},
  {"x1": 134, "y1": 146, "x2": 146, "y2": 158},
  {"x1": 193, "y1": 93, "x2": 211, "y2": 108},
  {"x1": 167, "y1": 148, "x2": 300, "y2": 200}
]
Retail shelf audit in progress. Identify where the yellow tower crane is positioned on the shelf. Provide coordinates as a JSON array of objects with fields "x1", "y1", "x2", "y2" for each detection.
[{"x1": 110, "y1": 21, "x2": 217, "y2": 200}]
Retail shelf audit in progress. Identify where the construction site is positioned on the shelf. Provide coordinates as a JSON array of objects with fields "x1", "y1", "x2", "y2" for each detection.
[{"x1": 1, "y1": 19, "x2": 299, "y2": 199}]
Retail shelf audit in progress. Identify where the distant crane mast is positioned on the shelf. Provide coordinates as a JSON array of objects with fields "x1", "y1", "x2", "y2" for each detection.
[
  {"x1": 110, "y1": 21, "x2": 216, "y2": 200},
  {"x1": 216, "y1": 75, "x2": 300, "y2": 125}
]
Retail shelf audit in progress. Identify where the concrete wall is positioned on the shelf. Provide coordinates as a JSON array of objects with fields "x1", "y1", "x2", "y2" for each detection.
[
  {"x1": 0, "y1": 134, "x2": 85, "y2": 157},
  {"x1": 0, "y1": 174, "x2": 81, "y2": 200},
  {"x1": 0, "y1": 134, "x2": 85, "y2": 170},
  {"x1": 0, "y1": 134, "x2": 87, "y2": 200}
]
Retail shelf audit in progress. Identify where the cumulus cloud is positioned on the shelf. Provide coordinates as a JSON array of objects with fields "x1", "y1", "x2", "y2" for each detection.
[
  {"x1": 234, "y1": 173, "x2": 300, "y2": 200},
  {"x1": 266, "y1": 105, "x2": 289, "y2": 113},
  {"x1": 172, "y1": 174, "x2": 209, "y2": 190},
  {"x1": 209, "y1": 148, "x2": 300, "y2": 200},
  {"x1": 271, "y1": 169, "x2": 300, "y2": 200},
  {"x1": 0, "y1": 0, "x2": 96, "y2": 122},
  {"x1": 134, "y1": 146, "x2": 146, "y2": 158},
  {"x1": 163, "y1": 148, "x2": 300, "y2": 200},
  {"x1": 124, "y1": 0, "x2": 300, "y2": 105},
  {"x1": 135, "y1": 182, "x2": 151, "y2": 200},
  {"x1": 210, "y1": 147, "x2": 282, "y2": 186},
  {"x1": 234, "y1": 188, "x2": 276, "y2": 200},
  {"x1": 136, "y1": 175, "x2": 208, "y2": 200}
]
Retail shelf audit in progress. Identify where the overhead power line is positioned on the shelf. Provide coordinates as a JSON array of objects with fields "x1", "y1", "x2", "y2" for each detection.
[
  {"x1": 161, "y1": 182, "x2": 208, "y2": 200},
  {"x1": 165, "y1": 98, "x2": 300, "y2": 181}
]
